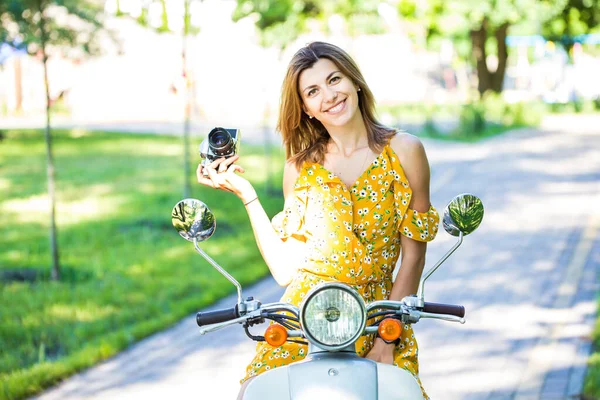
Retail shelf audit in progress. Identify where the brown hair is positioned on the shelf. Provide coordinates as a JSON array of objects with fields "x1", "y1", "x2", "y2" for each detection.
[{"x1": 277, "y1": 41, "x2": 396, "y2": 170}]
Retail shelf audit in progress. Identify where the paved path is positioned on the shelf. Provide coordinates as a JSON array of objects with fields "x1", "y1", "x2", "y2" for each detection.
[{"x1": 32, "y1": 115, "x2": 600, "y2": 400}]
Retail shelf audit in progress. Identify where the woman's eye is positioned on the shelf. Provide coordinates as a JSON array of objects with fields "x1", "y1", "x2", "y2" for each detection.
[
  {"x1": 308, "y1": 88, "x2": 318, "y2": 97},
  {"x1": 330, "y1": 76, "x2": 341, "y2": 84}
]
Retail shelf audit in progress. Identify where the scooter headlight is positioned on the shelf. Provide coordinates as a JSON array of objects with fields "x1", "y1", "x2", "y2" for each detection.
[{"x1": 300, "y1": 283, "x2": 366, "y2": 351}]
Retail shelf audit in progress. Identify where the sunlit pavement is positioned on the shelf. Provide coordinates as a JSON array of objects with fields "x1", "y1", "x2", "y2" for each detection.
[{"x1": 31, "y1": 114, "x2": 600, "y2": 400}]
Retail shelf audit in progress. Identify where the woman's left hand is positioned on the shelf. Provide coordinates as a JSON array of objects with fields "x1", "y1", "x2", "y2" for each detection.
[{"x1": 365, "y1": 338, "x2": 395, "y2": 365}]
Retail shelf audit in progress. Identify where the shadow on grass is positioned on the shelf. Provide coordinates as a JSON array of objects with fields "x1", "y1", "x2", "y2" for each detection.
[{"x1": 0, "y1": 129, "x2": 285, "y2": 398}]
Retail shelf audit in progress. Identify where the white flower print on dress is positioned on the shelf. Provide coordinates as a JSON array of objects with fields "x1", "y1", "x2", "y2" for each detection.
[{"x1": 246, "y1": 146, "x2": 439, "y2": 398}]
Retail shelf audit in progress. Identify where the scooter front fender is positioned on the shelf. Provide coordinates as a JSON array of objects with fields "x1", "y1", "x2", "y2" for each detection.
[{"x1": 243, "y1": 353, "x2": 424, "y2": 400}]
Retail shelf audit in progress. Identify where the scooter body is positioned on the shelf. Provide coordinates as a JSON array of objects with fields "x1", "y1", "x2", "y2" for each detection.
[
  {"x1": 171, "y1": 193, "x2": 484, "y2": 400},
  {"x1": 244, "y1": 350, "x2": 424, "y2": 400}
]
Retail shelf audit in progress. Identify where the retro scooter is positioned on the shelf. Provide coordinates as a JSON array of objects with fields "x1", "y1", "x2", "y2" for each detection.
[{"x1": 170, "y1": 193, "x2": 484, "y2": 399}]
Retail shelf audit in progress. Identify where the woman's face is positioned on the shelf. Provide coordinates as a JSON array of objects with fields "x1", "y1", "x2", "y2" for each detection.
[{"x1": 298, "y1": 58, "x2": 361, "y2": 128}]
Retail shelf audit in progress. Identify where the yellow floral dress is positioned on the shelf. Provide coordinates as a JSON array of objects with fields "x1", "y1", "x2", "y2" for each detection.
[{"x1": 242, "y1": 144, "x2": 439, "y2": 396}]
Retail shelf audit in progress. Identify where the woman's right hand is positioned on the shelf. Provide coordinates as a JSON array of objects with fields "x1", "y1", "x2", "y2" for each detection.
[{"x1": 196, "y1": 155, "x2": 257, "y2": 203}]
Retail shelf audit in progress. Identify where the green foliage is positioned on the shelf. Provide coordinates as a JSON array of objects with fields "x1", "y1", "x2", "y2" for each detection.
[
  {"x1": 458, "y1": 100, "x2": 487, "y2": 136},
  {"x1": 0, "y1": 0, "x2": 111, "y2": 56},
  {"x1": 378, "y1": 98, "x2": 543, "y2": 142},
  {"x1": 347, "y1": 14, "x2": 386, "y2": 36},
  {"x1": 158, "y1": 0, "x2": 170, "y2": 32},
  {"x1": 585, "y1": 314, "x2": 600, "y2": 397},
  {"x1": 480, "y1": 92, "x2": 544, "y2": 126},
  {"x1": 546, "y1": 98, "x2": 600, "y2": 114},
  {"x1": 455, "y1": 93, "x2": 544, "y2": 138},
  {"x1": 397, "y1": 0, "x2": 417, "y2": 19},
  {"x1": 396, "y1": 0, "x2": 571, "y2": 94},
  {"x1": 232, "y1": 0, "x2": 385, "y2": 49},
  {"x1": 117, "y1": 0, "x2": 200, "y2": 35},
  {"x1": 232, "y1": 0, "x2": 310, "y2": 48},
  {"x1": 542, "y1": 0, "x2": 600, "y2": 50},
  {"x1": 0, "y1": 130, "x2": 285, "y2": 400}
]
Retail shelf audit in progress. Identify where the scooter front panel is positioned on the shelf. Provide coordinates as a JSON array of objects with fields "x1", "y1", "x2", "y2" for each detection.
[
  {"x1": 244, "y1": 367, "x2": 291, "y2": 399},
  {"x1": 377, "y1": 363, "x2": 425, "y2": 400},
  {"x1": 243, "y1": 353, "x2": 377, "y2": 400},
  {"x1": 288, "y1": 352, "x2": 377, "y2": 400},
  {"x1": 243, "y1": 353, "x2": 425, "y2": 399}
]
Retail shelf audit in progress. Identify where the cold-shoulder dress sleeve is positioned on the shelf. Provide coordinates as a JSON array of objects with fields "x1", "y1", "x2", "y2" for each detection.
[
  {"x1": 271, "y1": 184, "x2": 309, "y2": 243},
  {"x1": 387, "y1": 146, "x2": 440, "y2": 243},
  {"x1": 399, "y1": 205, "x2": 439, "y2": 242}
]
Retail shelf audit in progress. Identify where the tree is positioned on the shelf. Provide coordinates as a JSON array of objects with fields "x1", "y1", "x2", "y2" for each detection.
[
  {"x1": 232, "y1": 0, "x2": 385, "y2": 49},
  {"x1": 0, "y1": 0, "x2": 112, "y2": 280},
  {"x1": 115, "y1": 0, "x2": 201, "y2": 198},
  {"x1": 398, "y1": 0, "x2": 569, "y2": 95},
  {"x1": 541, "y1": 0, "x2": 600, "y2": 55}
]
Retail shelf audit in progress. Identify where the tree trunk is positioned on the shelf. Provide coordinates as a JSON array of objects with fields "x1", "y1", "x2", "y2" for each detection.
[
  {"x1": 38, "y1": 2, "x2": 60, "y2": 281},
  {"x1": 470, "y1": 18, "x2": 491, "y2": 95},
  {"x1": 471, "y1": 19, "x2": 510, "y2": 95},
  {"x1": 14, "y1": 57, "x2": 23, "y2": 113},
  {"x1": 491, "y1": 23, "x2": 509, "y2": 93},
  {"x1": 263, "y1": 104, "x2": 273, "y2": 195},
  {"x1": 160, "y1": 0, "x2": 169, "y2": 31}
]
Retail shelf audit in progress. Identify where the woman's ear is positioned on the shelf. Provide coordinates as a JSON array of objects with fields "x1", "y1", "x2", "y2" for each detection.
[{"x1": 302, "y1": 105, "x2": 313, "y2": 119}]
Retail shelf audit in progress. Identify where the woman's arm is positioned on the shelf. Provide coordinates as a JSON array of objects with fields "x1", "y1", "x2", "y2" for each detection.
[
  {"x1": 243, "y1": 160, "x2": 306, "y2": 286},
  {"x1": 389, "y1": 133, "x2": 432, "y2": 301},
  {"x1": 197, "y1": 157, "x2": 305, "y2": 286},
  {"x1": 367, "y1": 133, "x2": 432, "y2": 360}
]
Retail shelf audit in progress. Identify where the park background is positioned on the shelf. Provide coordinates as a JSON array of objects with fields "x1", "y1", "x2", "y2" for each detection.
[{"x1": 1, "y1": 0, "x2": 599, "y2": 399}]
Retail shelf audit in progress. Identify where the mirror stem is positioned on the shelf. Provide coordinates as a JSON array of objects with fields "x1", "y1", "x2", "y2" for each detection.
[
  {"x1": 417, "y1": 231, "x2": 463, "y2": 307},
  {"x1": 194, "y1": 238, "x2": 243, "y2": 305}
]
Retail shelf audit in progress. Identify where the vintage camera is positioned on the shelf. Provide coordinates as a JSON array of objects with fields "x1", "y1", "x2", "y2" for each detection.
[{"x1": 199, "y1": 127, "x2": 240, "y2": 175}]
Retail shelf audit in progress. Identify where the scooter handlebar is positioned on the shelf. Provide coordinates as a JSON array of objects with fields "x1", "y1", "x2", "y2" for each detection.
[
  {"x1": 196, "y1": 305, "x2": 239, "y2": 327},
  {"x1": 423, "y1": 302, "x2": 465, "y2": 318}
]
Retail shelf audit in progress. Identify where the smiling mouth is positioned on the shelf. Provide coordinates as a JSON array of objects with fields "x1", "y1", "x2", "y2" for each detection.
[{"x1": 324, "y1": 99, "x2": 346, "y2": 114}]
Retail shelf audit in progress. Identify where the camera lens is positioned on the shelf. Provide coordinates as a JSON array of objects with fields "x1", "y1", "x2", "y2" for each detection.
[
  {"x1": 209, "y1": 129, "x2": 230, "y2": 148},
  {"x1": 208, "y1": 128, "x2": 234, "y2": 156}
]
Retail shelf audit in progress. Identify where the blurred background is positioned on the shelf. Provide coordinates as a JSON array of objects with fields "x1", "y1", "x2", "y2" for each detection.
[
  {"x1": 1, "y1": 1, "x2": 599, "y2": 399},
  {"x1": 2, "y1": 0, "x2": 600, "y2": 135}
]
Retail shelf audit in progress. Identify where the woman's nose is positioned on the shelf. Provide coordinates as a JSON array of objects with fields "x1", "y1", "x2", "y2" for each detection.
[{"x1": 323, "y1": 87, "x2": 338, "y2": 103}]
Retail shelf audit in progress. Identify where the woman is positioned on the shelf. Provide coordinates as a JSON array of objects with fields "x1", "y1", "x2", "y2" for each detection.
[{"x1": 196, "y1": 41, "x2": 439, "y2": 399}]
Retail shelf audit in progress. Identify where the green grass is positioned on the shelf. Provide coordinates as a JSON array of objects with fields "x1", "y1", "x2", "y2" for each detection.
[
  {"x1": 2, "y1": 127, "x2": 598, "y2": 399},
  {"x1": 585, "y1": 300, "x2": 600, "y2": 399},
  {"x1": 378, "y1": 99, "x2": 544, "y2": 143},
  {"x1": 0, "y1": 129, "x2": 286, "y2": 400},
  {"x1": 418, "y1": 122, "x2": 527, "y2": 143}
]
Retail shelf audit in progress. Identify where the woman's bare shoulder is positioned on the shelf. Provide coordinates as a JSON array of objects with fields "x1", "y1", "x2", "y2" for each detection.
[
  {"x1": 389, "y1": 132, "x2": 431, "y2": 208},
  {"x1": 389, "y1": 131, "x2": 425, "y2": 163}
]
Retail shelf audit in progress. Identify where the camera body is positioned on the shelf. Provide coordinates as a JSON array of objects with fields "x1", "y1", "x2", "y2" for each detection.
[{"x1": 199, "y1": 127, "x2": 241, "y2": 167}]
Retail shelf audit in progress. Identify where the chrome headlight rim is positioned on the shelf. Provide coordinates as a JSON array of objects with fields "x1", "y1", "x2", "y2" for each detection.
[{"x1": 299, "y1": 282, "x2": 367, "y2": 351}]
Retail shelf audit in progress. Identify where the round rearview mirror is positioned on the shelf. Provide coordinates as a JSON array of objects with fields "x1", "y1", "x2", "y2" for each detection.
[
  {"x1": 443, "y1": 194, "x2": 484, "y2": 237},
  {"x1": 171, "y1": 199, "x2": 216, "y2": 242}
]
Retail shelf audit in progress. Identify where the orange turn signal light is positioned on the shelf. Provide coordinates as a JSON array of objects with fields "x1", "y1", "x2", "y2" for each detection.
[
  {"x1": 265, "y1": 324, "x2": 288, "y2": 347},
  {"x1": 378, "y1": 318, "x2": 402, "y2": 342}
]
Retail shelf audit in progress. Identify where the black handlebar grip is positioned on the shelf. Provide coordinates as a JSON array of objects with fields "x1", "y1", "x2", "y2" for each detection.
[
  {"x1": 196, "y1": 305, "x2": 239, "y2": 327},
  {"x1": 423, "y1": 302, "x2": 465, "y2": 318}
]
